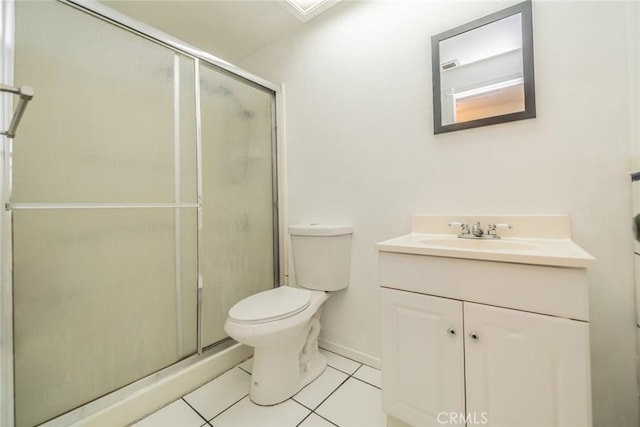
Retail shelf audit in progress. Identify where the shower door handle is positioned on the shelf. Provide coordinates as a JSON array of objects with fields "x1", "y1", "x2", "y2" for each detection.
[{"x1": 0, "y1": 84, "x2": 34, "y2": 139}]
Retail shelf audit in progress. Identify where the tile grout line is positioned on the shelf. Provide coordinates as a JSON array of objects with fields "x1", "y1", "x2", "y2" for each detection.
[
  {"x1": 347, "y1": 360, "x2": 382, "y2": 389},
  {"x1": 320, "y1": 348, "x2": 366, "y2": 370},
  {"x1": 311, "y1": 411, "x2": 340, "y2": 427},
  {"x1": 295, "y1": 411, "x2": 314, "y2": 427},
  {"x1": 291, "y1": 357, "x2": 362, "y2": 426},
  {"x1": 181, "y1": 397, "x2": 210, "y2": 425},
  {"x1": 292, "y1": 397, "x2": 315, "y2": 412},
  {"x1": 205, "y1": 393, "x2": 250, "y2": 423},
  {"x1": 180, "y1": 367, "x2": 250, "y2": 426},
  {"x1": 350, "y1": 375, "x2": 381, "y2": 390},
  {"x1": 321, "y1": 348, "x2": 381, "y2": 380},
  {"x1": 293, "y1": 363, "x2": 353, "y2": 422},
  {"x1": 310, "y1": 357, "x2": 381, "y2": 425},
  {"x1": 310, "y1": 363, "x2": 360, "y2": 422},
  {"x1": 321, "y1": 357, "x2": 363, "y2": 376}
]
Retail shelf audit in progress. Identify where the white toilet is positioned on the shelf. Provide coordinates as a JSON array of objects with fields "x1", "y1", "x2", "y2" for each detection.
[{"x1": 224, "y1": 224, "x2": 352, "y2": 405}]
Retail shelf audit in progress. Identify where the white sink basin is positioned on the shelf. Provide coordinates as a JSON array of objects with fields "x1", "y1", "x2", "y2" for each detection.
[
  {"x1": 421, "y1": 238, "x2": 536, "y2": 251},
  {"x1": 376, "y1": 233, "x2": 595, "y2": 268}
]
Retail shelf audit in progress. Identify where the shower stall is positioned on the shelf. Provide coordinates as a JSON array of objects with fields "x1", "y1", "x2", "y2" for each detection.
[{"x1": 0, "y1": 1, "x2": 282, "y2": 426}]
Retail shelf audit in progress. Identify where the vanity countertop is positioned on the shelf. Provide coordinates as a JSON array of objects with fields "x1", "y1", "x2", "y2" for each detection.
[
  {"x1": 377, "y1": 214, "x2": 597, "y2": 269},
  {"x1": 376, "y1": 233, "x2": 595, "y2": 268}
]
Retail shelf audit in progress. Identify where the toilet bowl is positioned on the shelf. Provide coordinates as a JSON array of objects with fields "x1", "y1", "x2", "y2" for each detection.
[
  {"x1": 224, "y1": 224, "x2": 352, "y2": 405},
  {"x1": 225, "y1": 287, "x2": 329, "y2": 405}
]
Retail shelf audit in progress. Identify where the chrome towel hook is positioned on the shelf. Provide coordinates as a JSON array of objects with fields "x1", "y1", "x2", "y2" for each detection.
[{"x1": 1, "y1": 84, "x2": 34, "y2": 139}]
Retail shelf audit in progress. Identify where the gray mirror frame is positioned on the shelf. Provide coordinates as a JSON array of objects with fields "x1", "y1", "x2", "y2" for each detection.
[{"x1": 431, "y1": 0, "x2": 536, "y2": 134}]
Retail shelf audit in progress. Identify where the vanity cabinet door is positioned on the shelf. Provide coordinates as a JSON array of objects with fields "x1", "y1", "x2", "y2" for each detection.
[
  {"x1": 463, "y1": 302, "x2": 591, "y2": 427},
  {"x1": 381, "y1": 288, "x2": 465, "y2": 427}
]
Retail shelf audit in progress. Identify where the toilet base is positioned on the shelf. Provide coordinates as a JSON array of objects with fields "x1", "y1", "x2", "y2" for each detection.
[
  {"x1": 298, "y1": 350, "x2": 327, "y2": 394},
  {"x1": 250, "y1": 347, "x2": 327, "y2": 406}
]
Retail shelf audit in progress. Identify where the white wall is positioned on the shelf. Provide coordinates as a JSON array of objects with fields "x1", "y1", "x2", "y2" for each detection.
[{"x1": 241, "y1": 1, "x2": 639, "y2": 425}]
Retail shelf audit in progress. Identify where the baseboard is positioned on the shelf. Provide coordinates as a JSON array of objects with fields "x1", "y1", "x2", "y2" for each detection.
[
  {"x1": 318, "y1": 338, "x2": 381, "y2": 370},
  {"x1": 73, "y1": 343, "x2": 252, "y2": 427}
]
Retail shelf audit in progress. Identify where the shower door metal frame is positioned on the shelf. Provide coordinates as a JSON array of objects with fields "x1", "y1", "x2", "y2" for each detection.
[
  {"x1": 0, "y1": 2, "x2": 16, "y2": 426},
  {"x1": 0, "y1": 0, "x2": 287, "y2": 425}
]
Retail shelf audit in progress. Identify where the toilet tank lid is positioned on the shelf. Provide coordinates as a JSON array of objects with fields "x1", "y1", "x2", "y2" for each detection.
[{"x1": 289, "y1": 224, "x2": 353, "y2": 236}]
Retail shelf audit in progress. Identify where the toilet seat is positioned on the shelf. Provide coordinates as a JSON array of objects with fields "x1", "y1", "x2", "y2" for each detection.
[{"x1": 229, "y1": 286, "x2": 311, "y2": 324}]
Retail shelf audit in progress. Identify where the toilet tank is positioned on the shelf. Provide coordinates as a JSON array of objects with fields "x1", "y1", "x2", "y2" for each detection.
[{"x1": 288, "y1": 224, "x2": 353, "y2": 291}]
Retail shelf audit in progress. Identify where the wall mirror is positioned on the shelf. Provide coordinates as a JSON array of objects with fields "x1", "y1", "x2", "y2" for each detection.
[{"x1": 431, "y1": 1, "x2": 535, "y2": 134}]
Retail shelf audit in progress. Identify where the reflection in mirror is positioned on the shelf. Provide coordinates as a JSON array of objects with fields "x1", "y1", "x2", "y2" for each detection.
[
  {"x1": 440, "y1": 13, "x2": 523, "y2": 125},
  {"x1": 432, "y1": 1, "x2": 535, "y2": 134}
]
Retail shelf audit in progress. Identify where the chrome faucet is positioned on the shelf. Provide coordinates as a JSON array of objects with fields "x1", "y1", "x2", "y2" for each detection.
[
  {"x1": 449, "y1": 221, "x2": 513, "y2": 239},
  {"x1": 471, "y1": 222, "x2": 484, "y2": 237}
]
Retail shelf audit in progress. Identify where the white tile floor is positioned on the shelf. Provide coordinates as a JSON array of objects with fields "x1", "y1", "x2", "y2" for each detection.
[{"x1": 133, "y1": 349, "x2": 386, "y2": 427}]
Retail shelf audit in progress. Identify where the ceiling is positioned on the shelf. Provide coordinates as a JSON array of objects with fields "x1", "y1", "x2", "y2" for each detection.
[{"x1": 101, "y1": 0, "x2": 308, "y2": 63}]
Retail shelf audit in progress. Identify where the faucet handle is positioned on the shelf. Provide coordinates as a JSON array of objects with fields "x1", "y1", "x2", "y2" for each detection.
[
  {"x1": 487, "y1": 223, "x2": 513, "y2": 235},
  {"x1": 448, "y1": 221, "x2": 470, "y2": 235}
]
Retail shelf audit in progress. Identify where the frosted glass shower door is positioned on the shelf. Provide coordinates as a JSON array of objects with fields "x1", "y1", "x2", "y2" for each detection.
[
  {"x1": 12, "y1": 2, "x2": 198, "y2": 426},
  {"x1": 199, "y1": 64, "x2": 277, "y2": 347}
]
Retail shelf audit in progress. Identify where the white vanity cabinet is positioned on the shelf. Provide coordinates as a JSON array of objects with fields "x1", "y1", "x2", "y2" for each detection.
[
  {"x1": 381, "y1": 289, "x2": 465, "y2": 427},
  {"x1": 463, "y1": 301, "x2": 590, "y2": 427},
  {"x1": 379, "y1": 251, "x2": 593, "y2": 427}
]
